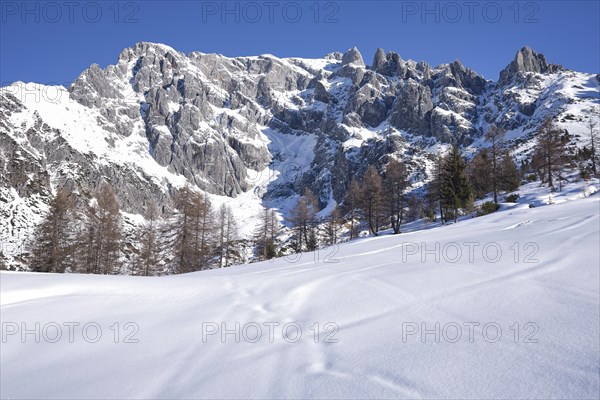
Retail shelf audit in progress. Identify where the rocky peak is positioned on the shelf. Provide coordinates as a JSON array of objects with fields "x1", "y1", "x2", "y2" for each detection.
[
  {"x1": 448, "y1": 60, "x2": 487, "y2": 95},
  {"x1": 371, "y1": 49, "x2": 407, "y2": 77},
  {"x1": 124, "y1": 42, "x2": 181, "y2": 57},
  {"x1": 341, "y1": 47, "x2": 365, "y2": 67},
  {"x1": 499, "y1": 46, "x2": 549, "y2": 83},
  {"x1": 372, "y1": 48, "x2": 387, "y2": 71},
  {"x1": 325, "y1": 51, "x2": 343, "y2": 61}
]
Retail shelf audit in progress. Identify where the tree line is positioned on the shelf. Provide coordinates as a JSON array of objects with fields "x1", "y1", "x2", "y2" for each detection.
[
  {"x1": 28, "y1": 184, "x2": 247, "y2": 275},
  {"x1": 25, "y1": 116, "x2": 598, "y2": 274}
]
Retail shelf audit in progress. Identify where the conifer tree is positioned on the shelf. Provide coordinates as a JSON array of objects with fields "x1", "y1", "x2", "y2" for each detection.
[
  {"x1": 254, "y1": 202, "x2": 280, "y2": 261},
  {"x1": 192, "y1": 191, "x2": 214, "y2": 269},
  {"x1": 172, "y1": 185, "x2": 214, "y2": 273},
  {"x1": 383, "y1": 159, "x2": 408, "y2": 234},
  {"x1": 360, "y1": 165, "x2": 384, "y2": 235},
  {"x1": 172, "y1": 185, "x2": 194, "y2": 273},
  {"x1": 289, "y1": 188, "x2": 319, "y2": 252},
  {"x1": 427, "y1": 153, "x2": 447, "y2": 224},
  {"x1": 30, "y1": 188, "x2": 76, "y2": 273},
  {"x1": 78, "y1": 183, "x2": 123, "y2": 274},
  {"x1": 343, "y1": 177, "x2": 362, "y2": 239},
  {"x1": 441, "y1": 146, "x2": 473, "y2": 223},
  {"x1": 485, "y1": 124, "x2": 505, "y2": 203},
  {"x1": 138, "y1": 201, "x2": 161, "y2": 276},
  {"x1": 321, "y1": 206, "x2": 342, "y2": 245},
  {"x1": 587, "y1": 114, "x2": 599, "y2": 176},
  {"x1": 499, "y1": 153, "x2": 521, "y2": 192},
  {"x1": 532, "y1": 117, "x2": 568, "y2": 189},
  {"x1": 217, "y1": 204, "x2": 239, "y2": 267},
  {"x1": 468, "y1": 148, "x2": 493, "y2": 199}
]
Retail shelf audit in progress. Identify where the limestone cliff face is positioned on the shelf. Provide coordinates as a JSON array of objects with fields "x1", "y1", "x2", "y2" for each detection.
[{"x1": 1, "y1": 43, "x2": 597, "y2": 263}]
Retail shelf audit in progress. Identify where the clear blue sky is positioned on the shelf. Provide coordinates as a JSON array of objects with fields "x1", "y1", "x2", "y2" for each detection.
[{"x1": 1, "y1": 0, "x2": 599, "y2": 86}]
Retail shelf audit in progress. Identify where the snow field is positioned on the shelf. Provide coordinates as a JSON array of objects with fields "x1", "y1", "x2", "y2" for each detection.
[{"x1": 1, "y1": 193, "x2": 598, "y2": 399}]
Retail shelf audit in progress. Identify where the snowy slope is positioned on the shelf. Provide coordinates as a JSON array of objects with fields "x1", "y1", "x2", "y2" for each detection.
[{"x1": 2, "y1": 194, "x2": 598, "y2": 399}]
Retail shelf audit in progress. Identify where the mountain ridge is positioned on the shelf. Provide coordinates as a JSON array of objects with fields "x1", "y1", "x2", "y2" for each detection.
[{"x1": 1, "y1": 43, "x2": 598, "y2": 268}]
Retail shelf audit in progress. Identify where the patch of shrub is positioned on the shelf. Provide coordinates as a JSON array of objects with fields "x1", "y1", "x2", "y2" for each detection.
[
  {"x1": 478, "y1": 201, "x2": 500, "y2": 216},
  {"x1": 526, "y1": 174, "x2": 537, "y2": 182},
  {"x1": 505, "y1": 193, "x2": 520, "y2": 203}
]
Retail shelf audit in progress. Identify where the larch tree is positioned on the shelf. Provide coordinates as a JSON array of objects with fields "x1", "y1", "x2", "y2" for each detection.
[
  {"x1": 321, "y1": 206, "x2": 342, "y2": 245},
  {"x1": 383, "y1": 159, "x2": 408, "y2": 234},
  {"x1": 430, "y1": 153, "x2": 447, "y2": 224},
  {"x1": 217, "y1": 204, "x2": 239, "y2": 268},
  {"x1": 30, "y1": 188, "x2": 77, "y2": 273},
  {"x1": 587, "y1": 114, "x2": 599, "y2": 176},
  {"x1": 485, "y1": 124, "x2": 505, "y2": 204},
  {"x1": 289, "y1": 188, "x2": 320, "y2": 252},
  {"x1": 172, "y1": 185, "x2": 202, "y2": 274},
  {"x1": 79, "y1": 183, "x2": 123, "y2": 274},
  {"x1": 360, "y1": 165, "x2": 384, "y2": 236},
  {"x1": 532, "y1": 117, "x2": 568, "y2": 189},
  {"x1": 343, "y1": 177, "x2": 362, "y2": 239},
  {"x1": 138, "y1": 201, "x2": 161, "y2": 276},
  {"x1": 192, "y1": 191, "x2": 215, "y2": 270},
  {"x1": 253, "y1": 202, "x2": 280, "y2": 261}
]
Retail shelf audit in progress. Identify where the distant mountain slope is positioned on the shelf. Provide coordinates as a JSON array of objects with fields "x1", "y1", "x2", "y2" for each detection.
[{"x1": 0, "y1": 43, "x2": 598, "y2": 266}]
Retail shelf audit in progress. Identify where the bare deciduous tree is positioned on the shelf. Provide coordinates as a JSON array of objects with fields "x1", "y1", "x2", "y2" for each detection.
[
  {"x1": 532, "y1": 117, "x2": 568, "y2": 189},
  {"x1": 30, "y1": 188, "x2": 77, "y2": 273},
  {"x1": 360, "y1": 165, "x2": 384, "y2": 236},
  {"x1": 383, "y1": 159, "x2": 408, "y2": 234}
]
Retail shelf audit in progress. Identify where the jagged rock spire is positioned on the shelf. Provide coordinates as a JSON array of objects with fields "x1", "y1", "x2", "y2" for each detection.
[
  {"x1": 341, "y1": 47, "x2": 365, "y2": 67},
  {"x1": 499, "y1": 46, "x2": 549, "y2": 83}
]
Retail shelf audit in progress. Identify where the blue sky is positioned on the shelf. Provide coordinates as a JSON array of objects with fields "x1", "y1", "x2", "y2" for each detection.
[{"x1": 1, "y1": 0, "x2": 599, "y2": 85}]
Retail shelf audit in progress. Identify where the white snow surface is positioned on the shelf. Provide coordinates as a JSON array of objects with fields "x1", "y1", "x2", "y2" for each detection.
[{"x1": 1, "y1": 194, "x2": 599, "y2": 399}]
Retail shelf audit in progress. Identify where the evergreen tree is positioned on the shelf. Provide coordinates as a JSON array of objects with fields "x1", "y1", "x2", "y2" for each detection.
[
  {"x1": 30, "y1": 188, "x2": 76, "y2": 273},
  {"x1": 468, "y1": 149, "x2": 493, "y2": 199},
  {"x1": 499, "y1": 153, "x2": 521, "y2": 192},
  {"x1": 383, "y1": 159, "x2": 408, "y2": 234},
  {"x1": 470, "y1": 148, "x2": 521, "y2": 198},
  {"x1": 441, "y1": 146, "x2": 473, "y2": 223}
]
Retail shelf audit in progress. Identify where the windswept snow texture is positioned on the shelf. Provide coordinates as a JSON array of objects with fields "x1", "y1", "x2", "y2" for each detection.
[{"x1": 1, "y1": 196, "x2": 599, "y2": 399}]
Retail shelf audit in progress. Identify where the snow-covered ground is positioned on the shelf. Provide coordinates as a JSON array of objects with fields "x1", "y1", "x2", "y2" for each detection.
[{"x1": 1, "y1": 192, "x2": 599, "y2": 399}]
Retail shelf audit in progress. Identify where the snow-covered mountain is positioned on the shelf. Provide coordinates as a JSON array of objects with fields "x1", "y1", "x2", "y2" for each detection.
[
  {"x1": 1, "y1": 189, "x2": 598, "y2": 398},
  {"x1": 0, "y1": 43, "x2": 598, "y2": 265}
]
